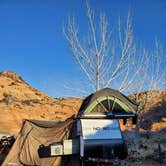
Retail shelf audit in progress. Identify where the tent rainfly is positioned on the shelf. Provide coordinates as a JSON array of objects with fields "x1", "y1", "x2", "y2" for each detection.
[{"x1": 77, "y1": 88, "x2": 138, "y2": 116}]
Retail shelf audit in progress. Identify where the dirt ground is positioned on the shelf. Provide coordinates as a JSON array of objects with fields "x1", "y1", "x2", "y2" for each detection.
[
  {"x1": 126, "y1": 160, "x2": 165, "y2": 166},
  {"x1": 123, "y1": 129, "x2": 166, "y2": 166}
]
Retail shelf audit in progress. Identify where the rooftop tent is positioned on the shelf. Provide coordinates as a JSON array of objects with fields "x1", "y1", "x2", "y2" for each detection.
[{"x1": 77, "y1": 88, "x2": 138, "y2": 117}]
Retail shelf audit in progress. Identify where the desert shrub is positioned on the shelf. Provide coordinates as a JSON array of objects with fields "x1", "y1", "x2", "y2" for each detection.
[
  {"x1": 35, "y1": 92, "x2": 41, "y2": 96},
  {"x1": 8, "y1": 82, "x2": 17, "y2": 86},
  {"x1": 22, "y1": 99, "x2": 41, "y2": 106},
  {"x1": 22, "y1": 100, "x2": 31, "y2": 105},
  {"x1": 0, "y1": 93, "x2": 18, "y2": 105},
  {"x1": 40, "y1": 114, "x2": 45, "y2": 118}
]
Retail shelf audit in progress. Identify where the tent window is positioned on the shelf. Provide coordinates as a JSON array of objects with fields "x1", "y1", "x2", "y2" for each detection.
[{"x1": 92, "y1": 99, "x2": 127, "y2": 113}]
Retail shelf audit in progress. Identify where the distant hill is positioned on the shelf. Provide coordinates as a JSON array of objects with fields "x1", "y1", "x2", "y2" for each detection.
[
  {"x1": 0, "y1": 71, "x2": 165, "y2": 134},
  {"x1": 0, "y1": 71, "x2": 82, "y2": 134},
  {"x1": 129, "y1": 90, "x2": 166, "y2": 130}
]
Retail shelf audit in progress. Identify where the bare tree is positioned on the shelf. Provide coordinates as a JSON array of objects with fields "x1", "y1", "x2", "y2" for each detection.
[
  {"x1": 125, "y1": 40, "x2": 166, "y2": 134},
  {"x1": 63, "y1": 0, "x2": 165, "y2": 110},
  {"x1": 63, "y1": 0, "x2": 135, "y2": 92}
]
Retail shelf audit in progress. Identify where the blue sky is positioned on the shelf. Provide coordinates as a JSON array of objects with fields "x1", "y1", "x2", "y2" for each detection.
[{"x1": 0, "y1": 0, "x2": 166, "y2": 97}]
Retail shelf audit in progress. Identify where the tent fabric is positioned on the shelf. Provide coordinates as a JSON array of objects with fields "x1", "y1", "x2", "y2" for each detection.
[
  {"x1": 2, "y1": 118, "x2": 75, "y2": 166},
  {"x1": 77, "y1": 88, "x2": 138, "y2": 116}
]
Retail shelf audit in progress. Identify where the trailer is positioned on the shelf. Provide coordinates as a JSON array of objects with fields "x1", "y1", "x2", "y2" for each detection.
[{"x1": 38, "y1": 88, "x2": 138, "y2": 166}]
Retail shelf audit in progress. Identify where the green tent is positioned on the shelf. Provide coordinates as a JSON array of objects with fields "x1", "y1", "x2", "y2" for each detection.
[{"x1": 77, "y1": 88, "x2": 138, "y2": 116}]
